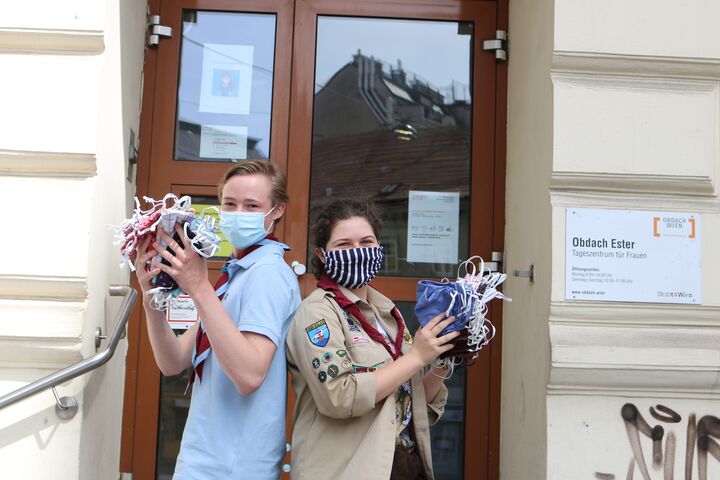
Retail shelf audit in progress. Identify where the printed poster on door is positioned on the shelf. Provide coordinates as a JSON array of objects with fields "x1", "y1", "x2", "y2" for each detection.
[
  {"x1": 565, "y1": 208, "x2": 701, "y2": 304},
  {"x1": 407, "y1": 190, "x2": 459, "y2": 264},
  {"x1": 199, "y1": 125, "x2": 248, "y2": 159},
  {"x1": 199, "y1": 44, "x2": 253, "y2": 115}
]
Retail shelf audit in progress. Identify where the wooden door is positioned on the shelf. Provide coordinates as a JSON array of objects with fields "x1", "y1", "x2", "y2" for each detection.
[
  {"x1": 121, "y1": 0, "x2": 506, "y2": 478},
  {"x1": 286, "y1": 2, "x2": 503, "y2": 478}
]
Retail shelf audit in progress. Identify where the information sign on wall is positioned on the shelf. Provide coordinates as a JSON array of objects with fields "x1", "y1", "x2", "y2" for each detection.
[{"x1": 565, "y1": 208, "x2": 701, "y2": 304}]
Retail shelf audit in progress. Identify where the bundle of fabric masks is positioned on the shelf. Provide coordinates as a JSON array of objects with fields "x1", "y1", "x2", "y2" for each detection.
[
  {"x1": 109, "y1": 194, "x2": 221, "y2": 310},
  {"x1": 415, "y1": 256, "x2": 511, "y2": 367}
]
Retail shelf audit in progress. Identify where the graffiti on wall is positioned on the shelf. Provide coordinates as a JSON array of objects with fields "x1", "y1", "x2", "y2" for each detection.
[{"x1": 595, "y1": 403, "x2": 720, "y2": 480}]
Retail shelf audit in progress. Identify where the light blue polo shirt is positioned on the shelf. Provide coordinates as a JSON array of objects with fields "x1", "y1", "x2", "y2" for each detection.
[{"x1": 174, "y1": 240, "x2": 301, "y2": 479}]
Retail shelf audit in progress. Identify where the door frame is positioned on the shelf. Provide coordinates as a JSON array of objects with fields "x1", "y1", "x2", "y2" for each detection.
[{"x1": 120, "y1": 0, "x2": 508, "y2": 478}]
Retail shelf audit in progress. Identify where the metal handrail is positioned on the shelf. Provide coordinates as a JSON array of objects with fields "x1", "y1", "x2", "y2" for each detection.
[{"x1": 0, "y1": 285, "x2": 137, "y2": 416}]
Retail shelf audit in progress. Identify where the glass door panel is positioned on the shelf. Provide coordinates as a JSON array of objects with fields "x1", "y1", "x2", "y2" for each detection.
[
  {"x1": 174, "y1": 11, "x2": 277, "y2": 162},
  {"x1": 309, "y1": 16, "x2": 473, "y2": 279},
  {"x1": 156, "y1": 369, "x2": 191, "y2": 479},
  {"x1": 305, "y1": 15, "x2": 479, "y2": 477}
]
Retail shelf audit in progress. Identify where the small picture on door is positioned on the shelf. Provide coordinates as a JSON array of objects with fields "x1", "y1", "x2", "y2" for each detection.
[
  {"x1": 212, "y1": 69, "x2": 240, "y2": 97},
  {"x1": 199, "y1": 43, "x2": 253, "y2": 114}
]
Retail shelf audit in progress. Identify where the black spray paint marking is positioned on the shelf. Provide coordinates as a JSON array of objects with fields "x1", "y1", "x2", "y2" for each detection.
[
  {"x1": 622, "y1": 403, "x2": 661, "y2": 480},
  {"x1": 685, "y1": 414, "x2": 696, "y2": 480},
  {"x1": 595, "y1": 473, "x2": 615, "y2": 480},
  {"x1": 651, "y1": 405, "x2": 682, "y2": 424},
  {"x1": 599, "y1": 404, "x2": 720, "y2": 479},
  {"x1": 664, "y1": 432, "x2": 675, "y2": 480},
  {"x1": 696, "y1": 415, "x2": 720, "y2": 480},
  {"x1": 626, "y1": 457, "x2": 635, "y2": 480}
]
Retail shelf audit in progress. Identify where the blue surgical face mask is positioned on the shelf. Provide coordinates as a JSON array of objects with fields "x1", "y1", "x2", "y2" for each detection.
[{"x1": 219, "y1": 206, "x2": 275, "y2": 250}]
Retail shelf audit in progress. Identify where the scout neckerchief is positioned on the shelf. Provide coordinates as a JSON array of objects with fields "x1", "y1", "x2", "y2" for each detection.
[
  {"x1": 318, "y1": 274, "x2": 405, "y2": 360},
  {"x1": 187, "y1": 234, "x2": 279, "y2": 388}
]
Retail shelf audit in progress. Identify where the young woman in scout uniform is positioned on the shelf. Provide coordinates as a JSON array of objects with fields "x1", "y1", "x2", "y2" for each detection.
[
  {"x1": 286, "y1": 199, "x2": 459, "y2": 480},
  {"x1": 133, "y1": 160, "x2": 301, "y2": 479}
]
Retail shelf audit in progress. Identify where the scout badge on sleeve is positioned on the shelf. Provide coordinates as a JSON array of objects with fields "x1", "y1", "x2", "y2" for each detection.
[
  {"x1": 414, "y1": 256, "x2": 511, "y2": 372},
  {"x1": 108, "y1": 193, "x2": 222, "y2": 310},
  {"x1": 305, "y1": 320, "x2": 330, "y2": 347}
]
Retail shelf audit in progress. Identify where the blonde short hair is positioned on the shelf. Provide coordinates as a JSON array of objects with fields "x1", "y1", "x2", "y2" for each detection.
[{"x1": 217, "y1": 160, "x2": 289, "y2": 206}]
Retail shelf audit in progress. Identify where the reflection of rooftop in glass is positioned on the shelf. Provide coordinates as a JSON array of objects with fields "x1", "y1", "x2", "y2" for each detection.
[{"x1": 380, "y1": 184, "x2": 400, "y2": 194}]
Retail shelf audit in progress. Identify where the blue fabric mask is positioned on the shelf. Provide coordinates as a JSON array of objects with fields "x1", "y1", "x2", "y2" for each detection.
[
  {"x1": 415, "y1": 257, "x2": 510, "y2": 357},
  {"x1": 219, "y1": 207, "x2": 275, "y2": 250},
  {"x1": 414, "y1": 280, "x2": 478, "y2": 336}
]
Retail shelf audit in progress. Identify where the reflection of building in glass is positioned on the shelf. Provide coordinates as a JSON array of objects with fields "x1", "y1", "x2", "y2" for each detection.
[
  {"x1": 314, "y1": 50, "x2": 470, "y2": 139},
  {"x1": 310, "y1": 51, "x2": 472, "y2": 277}
]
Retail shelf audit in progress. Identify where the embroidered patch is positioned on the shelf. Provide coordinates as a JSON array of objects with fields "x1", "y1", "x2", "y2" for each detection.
[
  {"x1": 305, "y1": 320, "x2": 330, "y2": 347},
  {"x1": 352, "y1": 362, "x2": 383, "y2": 373},
  {"x1": 351, "y1": 335, "x2": 370, "y2": 345},
  {"x1": 341, "y1": 359, "x2": 351, "y2": 369},
  {"x1": 312, "y1": 358, "x2": 320, "y2": 369},
  {"x1": 403, "y1": 330, "x2": 414, "y2": 345},
  {"x1": 318, "y1": 371, "x2": 327, "y2": 383},
  {"x1": 342, "y1": 310, "x2": 361, "y2": 333},
  {"x1": 327, "y1": 364, "x2": 339, "y2": 378},
  {"x1": 336, "y1": 349, "x2": 347, "y2": 357},
  {"x1": 322, "y1": 352, "x2": 333, "y2": 363}
]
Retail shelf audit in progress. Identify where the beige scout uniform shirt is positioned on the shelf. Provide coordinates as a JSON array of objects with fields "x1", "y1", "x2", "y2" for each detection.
[{"x1": 286, "y1": 286, "x2": 448, "y2": 480}]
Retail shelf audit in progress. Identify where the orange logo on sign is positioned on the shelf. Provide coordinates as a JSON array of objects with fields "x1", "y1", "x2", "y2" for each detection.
[{"x1": 653, "y1": 216, "x2": 695, "y2": 238}]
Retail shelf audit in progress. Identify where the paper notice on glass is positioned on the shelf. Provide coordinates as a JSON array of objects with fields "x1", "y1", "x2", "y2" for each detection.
[
  {"x1": 199, "y1": 44, "x2": 253, "y2": 114},
  {"x1": 565, "y1": 208, "x2": 701, "y2": 304},
  {"x1": 407, "y1": 191, "x2": 459, "y2": 264},
  {"x1": 166, "y1": 295, "x2": 199, "y2": 330},
  {"x1": 199, "y1": 125, "x2": 248, "y2": 159}
]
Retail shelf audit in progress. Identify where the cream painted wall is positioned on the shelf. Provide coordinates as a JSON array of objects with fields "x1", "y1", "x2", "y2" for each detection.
[
  {"x1": 501, "y1": 0, "x2": 554, "y2": 479},
  {"x1": 546, "y1": 1, "x2": 720, "y2": 479},
  {"x1": 78, "y1": 0, "x2": 146, "y2": 478},
  {"x1": 0, "y1": 0, "x2": 146, "y2": 478}
]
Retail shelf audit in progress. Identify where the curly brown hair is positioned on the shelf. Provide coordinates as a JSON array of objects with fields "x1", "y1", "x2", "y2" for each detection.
[{"x1": 310, "y1": 199, "x2": 383, "y2": 279}]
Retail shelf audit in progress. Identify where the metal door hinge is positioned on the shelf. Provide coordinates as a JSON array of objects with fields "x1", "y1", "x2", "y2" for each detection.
[
  {"x1": 483, "y1": 30, "x2": 508, "y2": 62},
  {"x1": 485, "y1": 251, "x2": 505, "y2": 273},
  {"x1": 147, "y1": 14, "x2": 172, "y2": 47}
]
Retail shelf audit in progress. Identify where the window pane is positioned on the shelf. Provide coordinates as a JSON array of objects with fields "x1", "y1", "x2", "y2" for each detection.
[
  {"x1": 309, "y1": 17, "x2": 473, "y2": 278},
  {"x1": 395, "y1": 301, "x2": 466, "y2": 479},
  {"x1": 174, "y1": 11, "x2": 276, "y2": 162}
]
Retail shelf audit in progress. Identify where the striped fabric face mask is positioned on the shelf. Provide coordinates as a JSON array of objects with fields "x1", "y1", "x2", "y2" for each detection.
[{"x1": 323, "y1": 246, "x2": 383, "y2": 289}]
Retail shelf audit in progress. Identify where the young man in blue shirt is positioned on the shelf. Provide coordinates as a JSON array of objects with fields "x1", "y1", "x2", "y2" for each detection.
[{"x1": 134, "y1": 160, "x2": 300, "y2": 478}]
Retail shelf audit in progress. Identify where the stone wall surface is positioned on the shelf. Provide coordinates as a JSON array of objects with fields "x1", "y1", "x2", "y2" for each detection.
[
  {"x1": 544, "y1": 1, "x2": 720, "y2": 478},
  {"x1": 0, "y1": 1, "x2": 146, "y2": 478}
]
